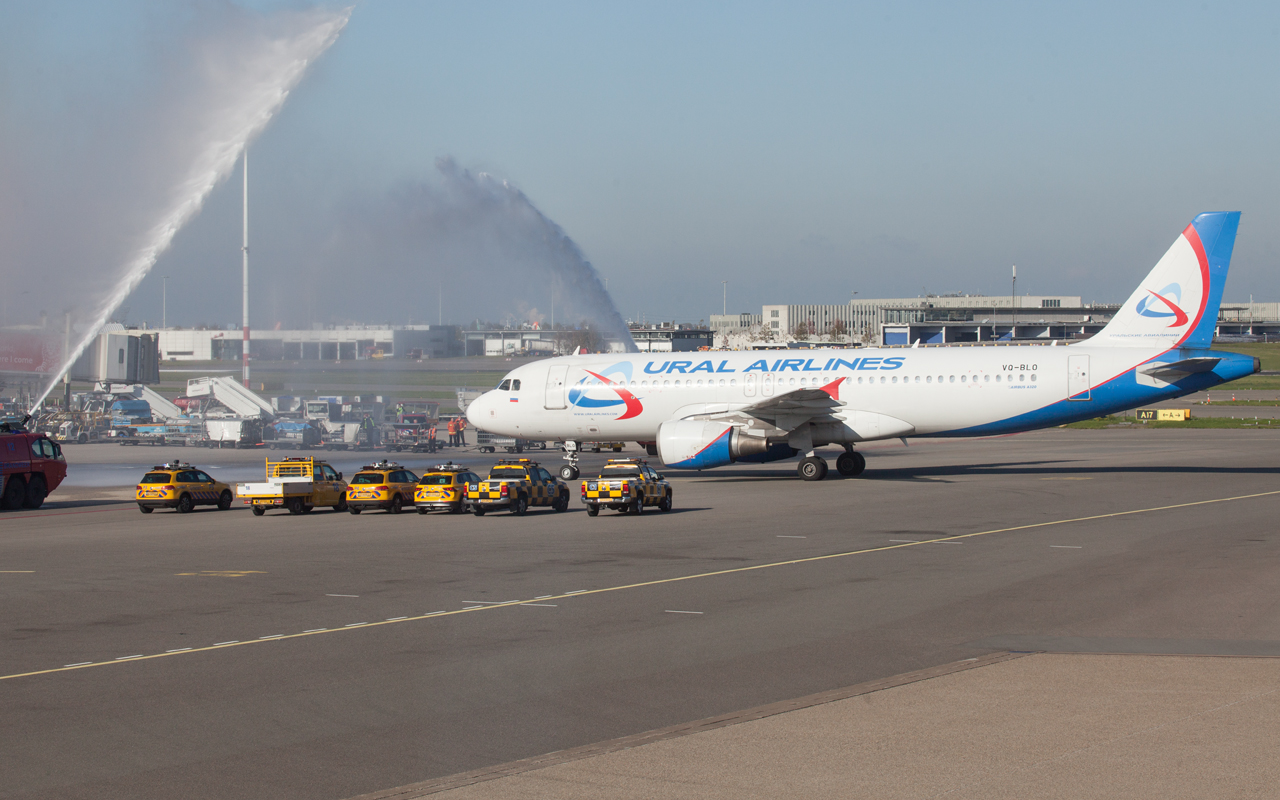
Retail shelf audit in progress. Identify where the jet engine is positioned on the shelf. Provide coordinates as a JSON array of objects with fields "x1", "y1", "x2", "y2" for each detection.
[{"x1": 656, "y1": 420, "x2": 792, "y2": 469}]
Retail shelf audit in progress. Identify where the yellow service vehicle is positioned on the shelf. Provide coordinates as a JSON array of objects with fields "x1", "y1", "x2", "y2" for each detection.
[
  {"x1": 346, "y1": 460, "x2": 419, "y2": 515},
  {"x1": 581, "y1": 458, "x2": 672, "y2": 516},
  {"x1": 414, "y1": 462, "x2": 481, "y2": 514},
  {"x1": 465, "y1": 458, "x2": 570, "y2": 516},
  {"x1": 136, "y1": 461, "x2": 234, "y2": 514},
  {"x1": 236, "y1": 457, "x2": 348, "y2": 516}
]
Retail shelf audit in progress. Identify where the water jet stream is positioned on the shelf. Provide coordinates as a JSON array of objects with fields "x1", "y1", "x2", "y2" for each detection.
[{"x1": 28, "y1": 6, "x2": 351, "y2": 413}]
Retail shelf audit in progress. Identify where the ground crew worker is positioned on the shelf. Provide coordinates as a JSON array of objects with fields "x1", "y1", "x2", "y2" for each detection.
[
  {"x1": 457, "y1": 416, "x2": 467, "y2": 446},
  {"x1": 447, "y1": 417, "x2": 458, "y2": 447},
  {"x1": 361, "y1": 414, "x2": 376, "y2": 447},
  {"x1": 427, "y1": 423, "x2": 437, "y2": 453}
]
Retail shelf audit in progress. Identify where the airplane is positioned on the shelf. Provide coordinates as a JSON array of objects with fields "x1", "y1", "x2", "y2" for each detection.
[{"x1": 466, "y1": 212, "x2": 1258, "y2": 481}]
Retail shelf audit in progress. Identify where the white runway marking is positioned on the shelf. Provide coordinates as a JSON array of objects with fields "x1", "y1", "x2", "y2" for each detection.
[
  {"x1": 326, "y1": 594, "x2": 359, "y2": 598},
  {"x1": 385, "y1": 617, "x2": 408, "y2": 621},
  {"x1": 259, "y1": 635, "x2": 283, "y2": 640},
  {"x1": 165, "y1": 648, "x2": 191, "y2": 653},
  {"x1": 303, "y1": 629, "x2": 327, "y2": 633},
  {"x1": 64, "y1": 662, "x2": 93, "y2": 667},
  {"x1": 777, "y1": 535, "x2": 807, "y2": 539},
  {"x1": 214, "y1": 641, "x2": 239, "y2": 646},
  {"x1": 520, "y1": 603, "x2": 557, "y2": 607},
  {"x1": 344, "y1": 622, "x2": 366, "y2": 627},
  {"x1": 665, "y1": 610, "x2": 703, "y2": 615},
  {"x1": 115, "y1": 655, "x2": 143, "y2": 660},
  {"x1": 1051, "y1": 545, "x2": 1083, "y2": 548},
  {"x1": 565, "y1": 590, "x2": 586, "y2": 595}
]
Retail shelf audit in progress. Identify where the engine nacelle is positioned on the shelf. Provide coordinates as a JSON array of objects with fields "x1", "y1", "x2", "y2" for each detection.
[{"x1": 657, "y1": 421, "x2": 789, "y2": 469}]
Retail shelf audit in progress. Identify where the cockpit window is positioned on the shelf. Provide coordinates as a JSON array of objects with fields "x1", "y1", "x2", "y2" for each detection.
[
  {"x1": 498, "y1": 379, "x2": 511, "y2": 391},
  {"x1": 512, "y1": 379, "x2": 521, "y2": 391}
]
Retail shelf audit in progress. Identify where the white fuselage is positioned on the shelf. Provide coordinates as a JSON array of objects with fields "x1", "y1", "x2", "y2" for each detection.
[{"x1": 465, "y1": 344, "x2": 1176, "y2": 444}]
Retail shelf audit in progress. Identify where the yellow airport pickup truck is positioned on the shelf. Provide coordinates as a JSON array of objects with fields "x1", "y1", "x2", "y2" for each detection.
[
  {"x1": 580, "y1": 458, "x2": 672, "y2": 516},
  {"x1": 465, "y1": 458, "x2": 569, "y2": 516},
  {"x1": 236, "y1": 457, "x2": 348, "y2": 516}
]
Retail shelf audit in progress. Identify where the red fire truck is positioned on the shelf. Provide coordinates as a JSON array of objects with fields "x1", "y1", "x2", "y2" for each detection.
[{"x1": 1, "y1": 418, "x2": 67, "y2": 510}]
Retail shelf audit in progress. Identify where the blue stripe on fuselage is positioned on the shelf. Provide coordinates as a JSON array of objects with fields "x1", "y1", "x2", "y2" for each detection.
[{"x1": 932, "y1": 349, "x2": 1255, "y2": 437}]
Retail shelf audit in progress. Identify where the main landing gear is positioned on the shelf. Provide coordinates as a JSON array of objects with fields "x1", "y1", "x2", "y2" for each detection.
[
  {"x1": 797, "y1": 448, "x2": 866, "y2": 481},
  {"x1": 559, "y1": 440, "x2": 581, "y2": 481}
]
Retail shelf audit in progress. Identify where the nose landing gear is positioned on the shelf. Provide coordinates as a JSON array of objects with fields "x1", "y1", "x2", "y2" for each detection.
[{"x1": 559, "y1": 440, "x2": 581, "y2": 481}]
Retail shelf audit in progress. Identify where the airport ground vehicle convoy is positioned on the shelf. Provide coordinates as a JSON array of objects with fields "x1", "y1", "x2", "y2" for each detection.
[
  {"x1": 236, "y1": 457, "x2": 348, "y2": 516},
  {"x1": 136, "y1": 461, "x2": 233, "y2": 514},
  {"x1": 0, "y1": 418, "x2": 67, "y2": 510},
  {"x1": 465, "y1": 458, "x2": 569, "y2": 516},
  {"x1": 346, "y1": 460, "x2": 419, "y2": 514},
  {"x1": 581, "y1": 458, "x2": 672, "y2": 516},
  {"x1": 414, "y1": 463, "x2": 480, "y2": 514}
]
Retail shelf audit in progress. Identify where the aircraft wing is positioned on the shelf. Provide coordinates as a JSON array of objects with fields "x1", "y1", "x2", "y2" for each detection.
[
  {"x1": 1139, "y1": 357, "x2": 1221, "y2": 381},
  {"x1": 736, "y1": 377, "x2": 846, "y2": 424}
]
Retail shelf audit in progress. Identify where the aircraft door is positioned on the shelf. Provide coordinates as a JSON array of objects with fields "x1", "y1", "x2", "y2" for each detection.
[
  {"x1": 1068, "y1": 355, "x2": 1090, "y2": 400},
  {"x1": 545, "y1": 365, "x2": 568, "y2": 409},
  {"x1": 762, "y1": 373, "x2": 775, "y2": 397},
  {"x1": 744, "y1": 373, "x2": 756, "y2": 397}
]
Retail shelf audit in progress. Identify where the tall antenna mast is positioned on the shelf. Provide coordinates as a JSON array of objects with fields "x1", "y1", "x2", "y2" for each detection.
[{"x1": 242, "y1": 150, "x2": 250, "y2": 388}]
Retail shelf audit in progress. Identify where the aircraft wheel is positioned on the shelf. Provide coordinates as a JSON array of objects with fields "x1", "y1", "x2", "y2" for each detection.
[
  {"x1": 836, "y1": 451, "x2": 866, "y2": 477},
  {"x1": 798, "y1": 457, "x2": 828, "y2": 481},
  {"x1": 559, "y1": 465, "x2": 579, "y2": 481}
]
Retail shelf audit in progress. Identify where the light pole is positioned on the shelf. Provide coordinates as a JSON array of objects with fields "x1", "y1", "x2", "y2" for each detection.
[
  {"x1": 1011, "y1": 265, "x2": 1017, "y2": 338},
  {"x1": 162, "y1": 276, "x2": 168, "y2": 329},
  {"x1": 722, "y1": 281, "x2": 727, "y2": 316}
]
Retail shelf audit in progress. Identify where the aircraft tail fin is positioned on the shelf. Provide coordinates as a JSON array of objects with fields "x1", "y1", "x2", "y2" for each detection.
[{"x1": 1086, "y1": 212, "x2": 1240, "y2": 350}]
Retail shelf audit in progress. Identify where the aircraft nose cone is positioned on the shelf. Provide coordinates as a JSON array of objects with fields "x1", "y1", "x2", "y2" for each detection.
[{"x1": 466, "y1": 393, "x2": 490, "y2": 429}]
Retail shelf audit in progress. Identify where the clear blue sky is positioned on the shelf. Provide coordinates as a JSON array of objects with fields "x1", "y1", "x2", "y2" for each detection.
[{"x1": 5, "y1": 1, "x2": 1280, "y2": 327}]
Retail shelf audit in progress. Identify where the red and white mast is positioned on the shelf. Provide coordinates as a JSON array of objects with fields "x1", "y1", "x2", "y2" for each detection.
[{"x1": 241, "y1": 150, "x2": 250, "y2": 388}]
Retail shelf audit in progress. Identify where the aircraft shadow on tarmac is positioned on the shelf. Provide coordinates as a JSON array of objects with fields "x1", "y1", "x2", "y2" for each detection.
[{"x1": 682, "y1": 460, "x2": 1280, "y2": 484}]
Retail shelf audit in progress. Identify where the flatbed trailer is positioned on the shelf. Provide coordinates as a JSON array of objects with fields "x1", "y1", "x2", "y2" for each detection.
[{"x1": 235, "y1": 457, "x2": 348, "y2": 516}]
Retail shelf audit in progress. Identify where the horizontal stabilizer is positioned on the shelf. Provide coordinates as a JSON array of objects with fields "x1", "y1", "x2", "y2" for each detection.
[{"x1": 1138, "y1": 357, "x2": 1221, "y2": 381}]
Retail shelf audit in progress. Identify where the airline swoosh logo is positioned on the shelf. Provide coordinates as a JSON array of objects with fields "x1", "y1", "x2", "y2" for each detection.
[
  {"x1": 1136, "y1": 283, "x2": 1189, "y2": 328},
  {"x1": 581, "y1": 369, "x2": 644, "y2": 420}
]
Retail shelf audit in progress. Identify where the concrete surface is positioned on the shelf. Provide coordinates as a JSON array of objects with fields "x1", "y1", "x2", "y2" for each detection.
[
  {"x1": 390, "y1": 652, "x2": 1280, "y2": 800},
  {"x1": 3, "y1": 429, "x2": 1280, "y2": 799}
]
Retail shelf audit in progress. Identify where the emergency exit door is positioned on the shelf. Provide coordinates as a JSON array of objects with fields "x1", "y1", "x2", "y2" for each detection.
[
  {"x1": 545, "y1": 365, "x2": 568, "y2": 409},
  {"x1": 1068, "y1": 355, "x2": 1091, "y2": 400}
]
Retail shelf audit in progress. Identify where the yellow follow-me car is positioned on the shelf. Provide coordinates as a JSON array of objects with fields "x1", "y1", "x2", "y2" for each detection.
[
  {"x1": 581, "y1": 458, "x2": 672, "y2": 516},
  {"x1": 414, "y1": 463, "x2": 482, "y2": 514},
  {"x1": 346, "y1": 460, "x2": 420, "y2": 515},
  {"x1": 136, "y1": 461, "x2": 234, "y2": 514}
]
